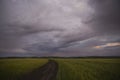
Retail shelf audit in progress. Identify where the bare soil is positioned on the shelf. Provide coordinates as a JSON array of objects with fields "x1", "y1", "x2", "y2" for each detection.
[{"x1": 20, "y1": 60, "x2": 58, "y2": 80}]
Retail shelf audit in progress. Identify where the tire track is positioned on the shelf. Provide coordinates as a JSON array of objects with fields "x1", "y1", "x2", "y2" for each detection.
[{"x1": 20, "y1": 60, "x2": 58, "y2": 80}]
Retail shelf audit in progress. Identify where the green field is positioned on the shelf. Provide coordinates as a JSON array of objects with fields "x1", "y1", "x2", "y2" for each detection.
[
  {"x1": 0, "y1": 58, "x2": 47, "y2": 80},
  {"x1": 56, "y1": 58, "x2": 120, "y2": 80},
  {"x1": 0, "y1": 58, "x2": 120, "y2": 80}
]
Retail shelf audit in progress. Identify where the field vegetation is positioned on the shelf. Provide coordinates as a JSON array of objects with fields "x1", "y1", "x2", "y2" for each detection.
[
  {"x1": 0, "y1": 58, "x2": 120, "y2": 80},
  {"x1": 56, "y1": 58, "x2": 120, "y2": 80},
  {"x1": 0, "y1": 58, "x2": 47, "y2": 80}
]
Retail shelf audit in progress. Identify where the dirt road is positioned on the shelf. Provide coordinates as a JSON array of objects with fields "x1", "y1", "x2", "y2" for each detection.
[{"x1": 20, "y1": 60, "x2": 58, "y2": 80}]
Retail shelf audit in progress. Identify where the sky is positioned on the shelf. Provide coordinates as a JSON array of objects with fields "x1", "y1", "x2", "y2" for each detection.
[{"x1": 0, "y1": 0, "x2": 120, "y2": 57}]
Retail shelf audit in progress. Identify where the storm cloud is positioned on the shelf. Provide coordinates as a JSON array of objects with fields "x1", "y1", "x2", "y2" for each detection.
[
  {"x1": 89, "y1": 0, "x2": 120, "y2": 34},
  {"x1": 0, "y1": 0, "x2": 120, "y2": 57}
]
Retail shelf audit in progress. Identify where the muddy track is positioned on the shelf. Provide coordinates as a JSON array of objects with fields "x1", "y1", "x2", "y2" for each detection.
[{"x1": 20, "y1": 60, "x2": 58, "y2": 80}]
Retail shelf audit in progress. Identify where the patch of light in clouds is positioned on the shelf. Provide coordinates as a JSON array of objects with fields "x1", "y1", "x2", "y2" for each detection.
[{"x1": 93, "y1": 42, "x2": 120, "y2": 49}]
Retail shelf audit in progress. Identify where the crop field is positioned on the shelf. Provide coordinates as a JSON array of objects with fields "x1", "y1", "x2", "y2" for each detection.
[
  {"x1": 56, "y1": 58, "x2": 120, "y2": 80},
  {"x1": 0, "y1": 58, "x2": 120, "y2": 80},
  {"x1": 0, "y1": 58, "x2": 47, "y2": 80}
]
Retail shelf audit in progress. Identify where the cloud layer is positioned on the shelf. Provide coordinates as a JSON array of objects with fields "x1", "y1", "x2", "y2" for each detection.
[{"x1": 0, "y1": 0, "x2": 120, "y2": 57}]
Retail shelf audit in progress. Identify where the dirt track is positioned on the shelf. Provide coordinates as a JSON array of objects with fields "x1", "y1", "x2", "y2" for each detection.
[{"x1": 20, "y1": 60, "x2": 58, "y2": 80}]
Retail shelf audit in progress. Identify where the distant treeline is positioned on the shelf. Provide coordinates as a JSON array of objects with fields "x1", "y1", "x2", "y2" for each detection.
[{"x1": 0, "y1": 56, "x2": 120, "y2": 59}]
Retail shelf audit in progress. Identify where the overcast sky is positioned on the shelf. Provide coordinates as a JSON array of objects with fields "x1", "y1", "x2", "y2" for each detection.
[{"x1": 0, "y1": 0, "x2": 120, "y2": 57}]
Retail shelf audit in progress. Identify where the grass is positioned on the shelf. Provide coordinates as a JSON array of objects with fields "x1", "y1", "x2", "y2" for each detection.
[
  {"x1": 0, "y1": 58, "x2": 48, "y2": 80},
  {"x1": 56, "y1": 58, "x2": 120, "y2": 80},
  {"x1": 0, "y1": 58, "x2": 120, "y2": 80}
]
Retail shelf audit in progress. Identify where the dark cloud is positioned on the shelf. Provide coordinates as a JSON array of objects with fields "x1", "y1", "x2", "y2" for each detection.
[
  {"x1": 88, "y1": 0, "x2": 120, "y2": 34},
  {"x1": 0, "y1": 23, "x2": 62, "y2": 50},
  {"x1": 0, "y1": 0, "x2": 120, "y2": 57},
  {"x1": 0, "y1": 24, "x2": 62, "y2": 36}
]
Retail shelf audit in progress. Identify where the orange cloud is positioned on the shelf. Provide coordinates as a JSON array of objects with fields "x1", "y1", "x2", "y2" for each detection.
[
  {"x1": 93, "y1": 42, "x2": 120, "y2": 49},
  {"x1": 93, "y1": 46, "x2": 102, "y2": 49}
]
